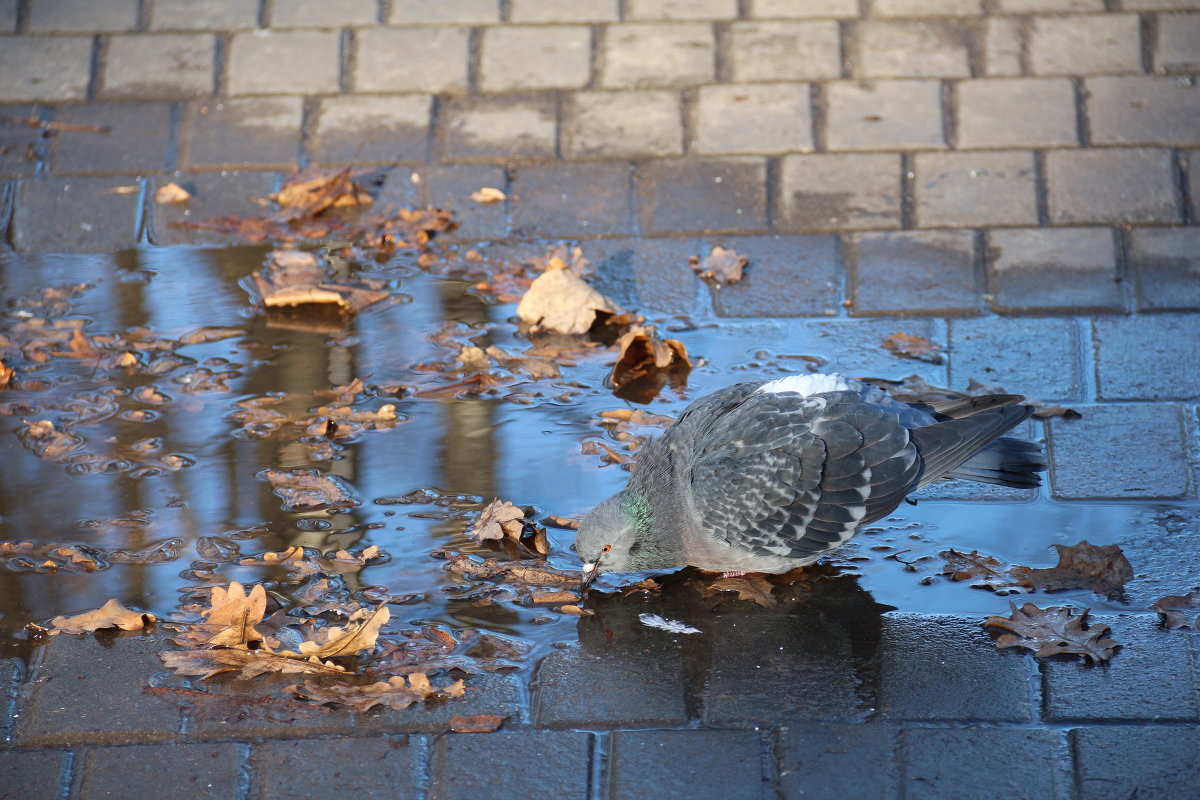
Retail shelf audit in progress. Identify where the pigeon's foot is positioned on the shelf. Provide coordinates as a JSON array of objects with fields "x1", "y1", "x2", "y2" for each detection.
[{"x1": 719, "y1": 570, "x2": 749, "y2": 578}]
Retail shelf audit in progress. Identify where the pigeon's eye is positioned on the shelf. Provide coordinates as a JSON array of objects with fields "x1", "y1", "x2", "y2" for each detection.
[{"x1": 601, "y1": 545, "x2": 612, "y2": 554}]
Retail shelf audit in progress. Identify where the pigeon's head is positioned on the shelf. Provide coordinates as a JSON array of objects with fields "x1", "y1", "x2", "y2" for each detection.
[{"x1": 575, "y1": 491, "x2": 653, "y2": 586}]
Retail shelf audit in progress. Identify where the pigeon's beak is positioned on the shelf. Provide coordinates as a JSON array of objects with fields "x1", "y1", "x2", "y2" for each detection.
[{"x1": 580, "y1": 561, "x2": 598, "y2": 590}]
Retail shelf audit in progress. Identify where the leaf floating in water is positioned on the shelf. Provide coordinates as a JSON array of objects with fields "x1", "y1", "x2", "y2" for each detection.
[
  {"x1": 251, "y1": 250, "x2": 390, "y2": 319},
  {"x1": 290, "y1": 673, "x2": 461, "y2": 712},
  {"x1": 984, "y1": 602, "x2": 1120, "y2": 664},
  {"x1": 516, "y1": 266, "x2": 623, "y2": 336},
  {"x1": 1010, "y1": 541, "x2": 1133, "y2": 599},
  {"x1": 610, "y1": 325, "x2": 691, "y2": 403},
  {"x1": 256, "y1": 467, "x2": 362, "y2": 511},
  {"x1": 46, "y1": 598, "x2": 156, "y2": 635},
  {"x1": 1150, "y1": 591, "x2": 1200, "y2": 630},
  {"x1": 639, "y1": 613, "x2": 701, "y2": 635},
  {"x1": 161, "y1": 648, "x2": 343, "y2": 680},
  {"x1": 938, "y1": 549, "x2": 1027, "y2": 594},
  {"x1": 467, "y1": 498, "x2": 526, "y2": 542}
]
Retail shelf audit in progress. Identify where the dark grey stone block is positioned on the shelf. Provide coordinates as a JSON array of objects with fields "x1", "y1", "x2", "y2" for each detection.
[
  {"x1": 1042, "y1": 615, "x2": 1200, "y2": 722},
  {"x1": 1117, "y1": 506, "x2": 1200, "y2": 608},
  {"x1": 584, "y1": 236, "x2": 699, "y2": 315},
  {"x1": 249, "y1": 736, "x2": 421, "y2": 799},
  {"x1": 1131, "y1": 227, "x2": 1200, "y2": 311},
  {"x1": 182, "y1": 98, "x2": 302, "y2": 170},
  {"x1": 148, "y1": 171, "x2": 280, "y2": 246},
  {"x1": 610, "y1": 730, "x2": 765, "y2": 800},
  {"x1": 900, "y1": 728, "x2": 1063, "y2": 799},
  {"x1": 1093, "y1": 315, "x2": 1200, "y2": 401},
  {"x1": 948, "y1": 316, "x2": 1082, "y2": 402},
  {"x1": 184, "y1": 680, "x2": 359, "y2": 741},
  {"x1": 635, "y1": 157, "x2": 768, "y2": 234},
  {"x1": 79, "y1": 743, "x2": 243, "y2": 799},
  {"x1": 0, "y1": 749, "x2": 68, "y2": 800},
  {"x1": 418, "y1": 164, "x2": 508, "y2": 240},
  {"x1": 358, "y1": 672, "x2": 524, "y2": 735},
  {"x1": 850, "y1": 230, "x2": 978, "y2": 316},
  {"x1": 708, "y1": 234, "x2": 842, "y2": 318},
  {"x1": 14, "y1": 634, "x2": 182, "y2": 746},
  {"x1": 49, "y1": 103, "x2": 173, "y2": 175},
  {"x1": 1072, "y1": 726, "x2": 1200, "y2": 800},
  {"x1": 431, "y1": 731, "x2": 590, "y2": 800},
  {"x1": 510, "y1": 161, "x2": 634, "y2": 237},
  {"x1": 14, "y1": 176, "x2": 141, "y2": 253},
  {"x1": 777, "y1": 722, "x2": 898, "y2": 800},
  {"x1": 878, "y1": 614, "x2": 1033, "y2": 722},
  {"x1": 0, "y1": 103, "x2": 45, "y2": 178}
]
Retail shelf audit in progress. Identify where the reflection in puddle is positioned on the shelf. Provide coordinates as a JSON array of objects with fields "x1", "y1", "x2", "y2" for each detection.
[{"x1": 0, "y1": 246, "x2": 1195, "y2": 680}]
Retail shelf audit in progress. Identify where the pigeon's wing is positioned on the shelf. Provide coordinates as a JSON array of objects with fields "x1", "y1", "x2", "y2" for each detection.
[
  {"x1": 909, "y1": 404, "x2": 1036, "y2": 488},
  {"x1": 687, "y1": 390, "x2": 923, "y2": 559}
]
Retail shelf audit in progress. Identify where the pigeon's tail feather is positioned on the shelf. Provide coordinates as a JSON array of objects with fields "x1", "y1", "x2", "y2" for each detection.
[
  {"x1": 916, "y1": 393, "x2": 1026, "y2": 420},
  {"x1": 910, "y1": 405, "x2": 1039, "y2": 489},
  {"x1": 944, "y1": 436, "x2": 1047, "y2": 487}
]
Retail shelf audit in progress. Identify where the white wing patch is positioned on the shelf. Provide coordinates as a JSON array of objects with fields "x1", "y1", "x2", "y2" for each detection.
[{"x1": 757, "y1": 373, "x2": 856, "y2": 397}]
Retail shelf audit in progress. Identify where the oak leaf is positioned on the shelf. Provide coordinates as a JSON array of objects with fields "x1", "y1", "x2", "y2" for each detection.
[
  {"x1": 290, "y1": 673, "x2": 444, "y2": 711},
  {"x1": 257, "y1": 467, "x2": 362, "y2": 511},
  {"x1": 939, "y1": 549, "x2": 1026, "y2": 593},
  {"x1": 1010, "y1": 541, "x2": 1133, "y2": 599},
  {"x1": 197, "y1": 582, "x2": 268, "y2": 648},
  {"x1": 47, "y1": 598, "x2": 156, "y2": 634},
  {"x1": 285, "y1": 605, "x2": 389, "y2": 660},
  {"x1": 706, "y1": 575, "x2": 777, "y2": 609},
  {"x1": 271, "y1": 167, "x2": 372, "y2": 218},
  {"x1": 1151, "y1": 591, "x2": 1200, "y2": 630},
  {"x1": 161, "y1": 648, "x2": 344, "y2": 680},
  {"x1": 985, "y1": 602, "x2": 1119, "y2": 664},
  {"x1": 689, "y1": 246, "x2": 747, "y2": 287},
  {"x1": 467, "y1": 498, "x2": 526, "y2": 542}
]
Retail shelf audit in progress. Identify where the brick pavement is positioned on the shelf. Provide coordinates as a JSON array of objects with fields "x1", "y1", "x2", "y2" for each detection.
[{"x1": 2, "y1": 1, "x2": 1200, "y2": 798}]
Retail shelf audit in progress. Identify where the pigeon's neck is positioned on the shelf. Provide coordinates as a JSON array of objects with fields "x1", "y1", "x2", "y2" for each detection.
[{"x1": 621, "y1": 485, "x2": 687, "y2": 570}]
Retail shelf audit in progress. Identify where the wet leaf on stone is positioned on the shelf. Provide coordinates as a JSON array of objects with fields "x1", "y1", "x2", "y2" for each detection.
[
  {"x1": 984, "y1": 602, "x2": 1119, "y2": 663},
  {"x1": 289, "y1": 673, "x2": 459, "y2": 711},
  {"x1": 257, "y1": 467, "x2": 362, "y2": 511},
  {"x1": 469, "y1": 187, "x2": 506, "y2": 204},
  {"x1": 449, "y1": 714, "x2": 508, "y2": 732},
  {"x1": 47, "y1": 598, "x2": 156, "y2": 635},
  {"x1": 161, "y1": 648, "x2": 344, "y2": 680},
  {"x1": 881, "y1": 332, "x2": 945, "y2": 364},
  {"x1": 445, "y1": 553, "x2": 580, "y2": 587},
  {"x1": 704, "y1": 574, "x2": 777, "y2": 608},
  {"x1": 281, "y1": 605, "x2": 390, "y2": 661},
  {"x1": 1011, "y1": 541, "x2": 1133, "y2": 599},
  {"x1": 689, "y1": 246, "x2": 747, "y2": 287},
  {"x1": 272, "y1": 167, "x2": 372, "y2": 219},
  {"x1": 516, "y1": 266, "x2": 623, "y2": 336},
  {"x1": 1150, "y1": 591, "x2": 1200, "y2": 630},
  {"x1": 467, "y1": 498, "x2": 526, "y2": 542},
  {"x1": 938, "y1": 549, "x2": 1027, "y2": 594}
]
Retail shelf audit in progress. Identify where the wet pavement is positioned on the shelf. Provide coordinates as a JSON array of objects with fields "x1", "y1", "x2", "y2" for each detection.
[{"x1": 3, "y1": 1, "x2": 1200, "y2": 799}]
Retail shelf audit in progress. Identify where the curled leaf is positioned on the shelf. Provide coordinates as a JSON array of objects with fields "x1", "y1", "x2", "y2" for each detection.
[
  {"x1": 984, "y1": 602, "x2": 1119, "y2": 664},
  {"x1": 47, "y1": 598, "x2": 156, "y2": 635}
]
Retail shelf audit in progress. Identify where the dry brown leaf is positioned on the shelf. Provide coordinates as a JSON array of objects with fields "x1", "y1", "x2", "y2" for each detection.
[
  {"x1": 598, "y1": 408, "x2": 676, "y2": 428},
  {"x1": 467, "y1": 498, "x2": 526, "y2": 542},
  {"x1": 288, "y1": 605, "x2": 389, "y2": 660},
  {"x1": 48, "y1": 598, "x2": 155, "y2": 634},
  {"x1": 1011, "y1": 541, "x2": 1133, "y2": 599},
  {"x1": 199, "y1": 582, "x2": 268, "y2": 648},
  {"x1": 291, "y1": 673, "x2": 445, "y2": 711},
  {"x1": 449, "y1": 714, "x2": 508, "y2": 733},
  {"x1": 161, "y1": 648, "x2": 344, "y2": 680},
  {"x1": 530, "y1": 589, "x2": 582, "y2": 605},
  {"x1": 689, "y1": 246, "x2": 747, "y2": 287},
  {"x1": 557, "y1": 604, "x2": 593, "y2": 616},
  {"x1": 272, "y1": 167, "x2": 372, "y2": 217},
  {"x1": 516, "y1": 268, "x2": 622, "y2": 335},
  {"x1": 542, "y1": 515, "x2": 581, "y2": 530},
  {"x1": 610, "y1": 325, "x2": 691, "y2": 402},
  {"x1": 881, "y1": 332, "x2": 945, "y2": 364},
  {"x1": 705, "y1": 575, "x2": 777, "y2": 608},
  {"x1": 985, "y1": 602, "x2": 1119, "y2": 663},
  {"x1": 469, "y1": 187, "x2": 506, "y2": 203},
  {"x1": 938, "y1": 549, "x2": 1026, "y2": 593},
  {"x1": 1151, "y1": 591, "x2": 1200, "y2": 630},
  {"x1": 155, "y1": 182, "x2": 191, "y2": 204}
]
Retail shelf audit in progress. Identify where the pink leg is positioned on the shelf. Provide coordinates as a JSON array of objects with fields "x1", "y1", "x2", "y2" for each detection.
[{"x1": 719, "y1": 570, "x2": 749, "y2": 578}]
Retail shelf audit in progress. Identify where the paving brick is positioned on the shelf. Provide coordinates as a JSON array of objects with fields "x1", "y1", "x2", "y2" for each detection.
[
  {"x1": 510, "y1": 162, "x2": 633, "y2": 237},
  {"x1": 1094, "y1": 315, "x2": 1200, "y2": 400},
  {"x1": 565, "y1": 90, "x2": 683, "y2": 158},
  {"x1": 249, "y1": 737, "x2": 419, "y2": 798},
  {"x1": 0, "y1": 103, "x2": 46, "y2": 178},
  {"x1": 796, "y1": 317, "x2": 949, "y2": 379},
  {"x1": 151, "y1": 0, "x2": 259, "y2": 30},
  {"x1": 102, "y1": 34, "x2": 217, "y2": 98},
  {"x1": 1086, "y1": 76, "x2": 1200, "y2": 146},
  {"x1": 1191, "y1": 149, "x2": 1200, "y2": 220},
  {"x1": 915, "y1": 150, "x2": 1037, "y2": 227},
  {"x1": 851, "y1": 230, "x2": 977, "y2": 315},
  {"x1": 779, "y1": 153, "x2": 902, "y2": 231},
  {"x1": 1048, "y1": 404, "x2": 1191, "y2": 498},
  {"x1": 1043, "y1": 615, "x2": 1200, "y2": 719},
  {"x1": 1116, "y1": 506, "x2": 1200, "y2": 607},
  {"x1": 0, "y1": 750, "x2": 66, "y2": 800},
  {"x1": 149, "y1": 171, "x2": 279, "y2": 246},
  {"x1": 852, "y1": 20, "x2": 972, "y2": 79},
  {"x1": 708, "y1": 234, "x2": 842, "y2": 317},
  {"x1": 228, "y1": 30, "x2": 340, "y2": 95},
  {"x1": 982, "y1": 17, "x2": 1022, "y2": 76},
  {"x1": 0, "y1": 0, "x2": 16, "y2": 32},
  {"x1": 13, "y1": 635, "x2": 182, "y2": 745},
  {"x1": 727, "y1": 21, "x2": 841, "y2": 82},
  {"x1": 311, "y1": 94, "x2": 430, "y2": 164},
  {"x1": 388, "y1": 0, "x2": 499, "y2": 24},
  {"x1": 878, "y1": 614, "x2": 1032, "y2": 721},
  {"x1": 415, "y1": 164, "x2": 508, "y2": 239},
  {"x1": 534, "y1": 636, "x2": 688, "y2": 728},
  {"x1": 348, "y1": 667, "x2": 522, "y2": 735},
  {"x1": 956, "y1": 79, "x2": 1078, "y2": 149},
  {"x1": 183, "y1": 97, "x2": 303, "y2": 169},
  {"x1": 611, "y1": 731, "x2": 763, "y2": 799},
  {"x1": 480, "y1": 26, "x2": 592, "y2": 92},
  {"x1": 270, "y1": 0, "x2": 377, "y2": 27},
  {"x1": 584, "y1": 236, "x2": 700, "y2": 313},
  {"x1": 994, "y1": 0, "x2": 1103, "y2": 8},
  {"x1": 629, "y1": 0, "x2": 738, "y2": 18},
  {"x1": 0, "y1": 36, "x2": 92, "y2": 102},
  {"x1": 693, "y1": 83, "x2": 813, "y2": 155},
  {"x1": 778, "y1": 723, "x2": 898, "y2": 799},
  {"x1": 511, "y1": 0, "x2": 619, "y2": 22},
  {"x1": 431, "y1": 732, "x2": 589, "y2": 800},
  {"x1": 1072, "y1": 726, "x2": 1200, "y2": 800},
  {"x1": 80, "y1": 743, "x2": 243, "y2": 799},
  {"x1": 0, "y1": 656, "x2": 19, "y2": 739},
  {"x1": 185, "y1": 680, "x2": 360, "y2": 741},
  {"x1": 13, "y1": 176, "x2": 141, "y2": 253},
  {"x1": 1124, "y1": 0, "x2": 1200, "y2": 8},
  {"x1": 27, "y1": 0, "x2": 137, "y2": 32},
  {"x1": 1046, "y1": 148, "x2": 1180, "y2": 225},
  {"x1": 48, "y1": 103, "x2": 173, "y2": 174},
  {"x1": 1131, "y1": 227, "x2": 1200, "y2": 311},
  {"x1": 355, "y1": 28, "x2": 469, "y2": 93},
  {"x1": 985, "y1": 228, "x2": 1122, "y2": 313},
  {"x1": 900, "y1": 729, "x2": 1063, "y2": 797},
  {"x1": 873, "y1": 0, "x2": 982, "y2": 12},
  {"x1": 1155, "y1": 13, "x2": 1200, "y2": 72},
  {"x1": 439, "y1": 95, "x2": 557, "y2": 161},
  {"x1": 1029, "y1": 14, "x2": 1142, "y2": 75},
  {"x1": 603, "y1": 23, "x2": 715, "y2": 89},
  {"x1": 636, "y1": 157, "x2": 767, "y2": 234},
  {"x1": 751, "y1": 0, "x2": 857, "y2": 15},
  {"x1": 948, "y1": 317, "x2": 1082, "y2": 400},
  {"x1": 826, "y1": 80, "x2": 946, "y2": 151}
]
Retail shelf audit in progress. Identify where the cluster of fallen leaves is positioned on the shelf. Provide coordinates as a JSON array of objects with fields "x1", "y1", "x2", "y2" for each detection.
[
  {"x1": 582, "y1": 407, "x2": 677, "y2": 469},
  {"x1": 939, "y1": 540, "x2": 1133, "y2": 599}
]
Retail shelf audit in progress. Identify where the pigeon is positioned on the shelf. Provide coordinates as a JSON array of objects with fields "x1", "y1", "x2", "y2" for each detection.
[{"x1": 576, "y1": 373, "x2": 1046, "y2": 584}]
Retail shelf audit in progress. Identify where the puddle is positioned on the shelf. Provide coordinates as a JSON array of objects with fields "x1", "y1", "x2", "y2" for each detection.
[{"x1": 0, "y1": 245, "x2": 1194, "y2": 672}]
